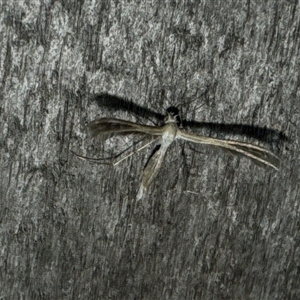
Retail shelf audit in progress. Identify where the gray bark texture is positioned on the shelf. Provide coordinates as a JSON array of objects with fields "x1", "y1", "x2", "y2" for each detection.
[{"x1": 1, "y1": 0, "x2": 299, "y2": 299}]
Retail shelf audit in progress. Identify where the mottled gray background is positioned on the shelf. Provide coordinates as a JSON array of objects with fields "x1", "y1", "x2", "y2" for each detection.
[{"x1": 1, "y1": 0, "x2": 299, "y2": 299}]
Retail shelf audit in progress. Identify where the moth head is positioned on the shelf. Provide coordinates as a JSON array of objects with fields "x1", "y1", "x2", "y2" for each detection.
[{"x1": 164, "y1": 106, "x2": 181, "y2": 125}]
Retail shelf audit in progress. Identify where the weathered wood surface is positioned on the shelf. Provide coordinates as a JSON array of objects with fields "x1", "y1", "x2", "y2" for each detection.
[{"x1": 1, "y1": 1, "x2": 299, "y2": 299}]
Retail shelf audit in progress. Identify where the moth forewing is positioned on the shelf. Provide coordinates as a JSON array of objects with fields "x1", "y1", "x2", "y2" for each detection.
[
  {"x1": 176, "y1": 130, "x2": 280, "y2": 170},
  {"x1": 88, "y1": 118, "x2": 166, "y2": 138}
]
